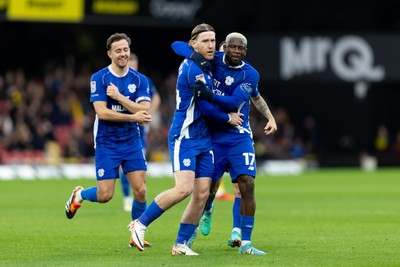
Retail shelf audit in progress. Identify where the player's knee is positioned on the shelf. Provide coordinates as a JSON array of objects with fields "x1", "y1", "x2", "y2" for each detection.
[
  {"x1": 238, "y1": 175, "x2": 255, "y2": 195},
  {"x1": 132, "y1": 187, "x2": 146, "y2": 200},
  {"x1": 175, "y1": 184, "x2": 193, "y2": 199},
  {"x1": 97, "y1": 190, "x2": 114, "y2": 203}
]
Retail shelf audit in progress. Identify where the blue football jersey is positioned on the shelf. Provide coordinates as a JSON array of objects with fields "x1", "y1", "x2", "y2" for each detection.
[
  {"x1": 208, "y1": 51, "x2": 260, "y2": 136},
  {"x1": 90, "y1": 65, "x2": 151, "y2": 148},
  {"x1": 169, "y1": 58, "x2": 218, "y2": 142}
]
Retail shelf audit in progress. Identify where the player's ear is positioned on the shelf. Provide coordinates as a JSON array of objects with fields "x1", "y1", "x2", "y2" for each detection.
[
  {"x1": 189, "y1": 39, "x2": 196, "y2": 49},
  {"x1": 107, "y1": 50, "x2": 112, "y2": 59}
]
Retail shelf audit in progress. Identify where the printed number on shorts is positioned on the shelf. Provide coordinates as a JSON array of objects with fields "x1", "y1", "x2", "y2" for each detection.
[{"x1": 242, "y1": 152, "x2": 255, "y2": 166}]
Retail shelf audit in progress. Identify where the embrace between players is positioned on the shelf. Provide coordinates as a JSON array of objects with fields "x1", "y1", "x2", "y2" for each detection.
[{"x1": 65, "y1": 23, "x2": 277, "y2": 256}]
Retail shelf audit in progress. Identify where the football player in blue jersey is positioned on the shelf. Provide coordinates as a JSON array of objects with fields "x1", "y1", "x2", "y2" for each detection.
[
  {"x1": 128, "y1": 23, "x2": 243, "y2": 256},
  {"x1": 120, "y1": 53, "x2": 161, "y2": 215},
  {"x1": 65, "y1": 33, "x2": 152, "y2": 239},
  {"x1": 172, "y1": 32, "x2": 278, "y2": 255}
]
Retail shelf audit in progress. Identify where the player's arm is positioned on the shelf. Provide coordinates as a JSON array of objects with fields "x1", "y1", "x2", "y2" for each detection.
[
  {"x1": 171, "y1": 41, "x2": 217, "y2": 72},
  {"x1": 106, "y1": 82, "x2": 150, "y2": 114},
  {"x1": 250, "y1": 93, "x2": 278, "y2": 135},
  {"x1": 189, "y1": 70, "x2": 242, "y2": 126},
  {"x1": 193, "y1": 81, "x2": 251, "y2": 110},
  {"x1": 149, "y1": 83, "x2": 161, "y2": 116},
  {"x1": 197, "y1": 98, "x2": 243, "y2": 126},
  {"x1": 93, "y1": 101, "x2": 151, "y2": 124}
]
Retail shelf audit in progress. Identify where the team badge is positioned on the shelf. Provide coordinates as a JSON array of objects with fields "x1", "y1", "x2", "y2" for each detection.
[
  {"x1": 183, "y1": 158, "x2": 191, "y2": 167},
  {"x1": 225, "y1": 76, "x2": 234, "y2": 86},
  {"x1": 91, "y1": 81, "x2": 96, "y2": 93},
  {"x1": 128, "y1": 84, "x2": 137, "y2": 93},
  {"x1": 240, "y1": 83, "x2": 253, "y2": 93}
]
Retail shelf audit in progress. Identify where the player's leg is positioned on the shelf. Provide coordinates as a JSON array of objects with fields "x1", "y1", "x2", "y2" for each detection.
[
  {"x1": 215, "y1": 175, "x2": 235, "y2": 201},
  {"x1": 119, "y1": 167, "x2": 133, "y2": 212},
  {"x1": 129, "y1": 170, "x2": 195, "y2": 251},
  {"x1": 173, "y1": 150, "x2": 213, "y2": 255},
  {"x1": 125, "y1": 170, "x2": 147, "y2": 219},
  {"x1": 65, "y1": 146, "x2": 119, "y2": 219},
  {"x1": 173, "y1": 176, "x2": 211, "y2": 255},
  {"x1": 125, "y1": 169, "x2": 151, "y2": 247},
  {"x1": 199, "y1": 178, "x2": 220, "y2": 235},
  {"x1": 199, "y1": 145, "x2": 228, "y2": 236},
  {"x1": 237, "y1": 174, "x2": 265, "y2": 255},
  {"x1": 230, "y1": 138, "x2": 266, "y2": 255},
  {"x1": 228, "y1": 181, "x2": 242, "y2": 247},
  {"x1": 123, "y1": 145, "x2": 148, "y2": 221}
]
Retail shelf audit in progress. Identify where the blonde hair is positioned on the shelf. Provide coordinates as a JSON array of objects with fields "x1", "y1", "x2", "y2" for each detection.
[
  {"x1": 190, "y1": 23, "x2": 215, "y2": 40},
  {"x1": 225, "y1": 32, "x2": 247, "y2": 47}
]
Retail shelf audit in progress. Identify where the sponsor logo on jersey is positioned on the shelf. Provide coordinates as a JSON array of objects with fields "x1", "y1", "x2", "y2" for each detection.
[
  {"x1": 91, "y1": 81, "x2": 96, "y2": 93},
  {"x1": 195, "y1": 74, "x2": 206, "y2": 84},
  {"x1": 128, "y1": 84, "x2": 137, "y2": 93},
  {"x1": 225, "y1": 76, "x2": 234, "y2": 86},
  {"x1": 111, "y1": 105, "x2": 126, "y2": 112}
]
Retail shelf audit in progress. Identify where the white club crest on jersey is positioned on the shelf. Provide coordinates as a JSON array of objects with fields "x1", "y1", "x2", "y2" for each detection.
[
  {"x1": 91, "y1": 81, "x2": 96, "y2": 93},
  {"x1": 183, "y1": 158, "x2": 191, "y2": 167},
  {"x1": 225, "y1": 76, "x2": 234, "y2": 86},
  {"x1": 98, "y1": 168, "x2": 105, "y2": 177},
  {"x1": 241, "y1": 83, "x2": 253, "y2": 93},
  {"x1": 128, "y1": 84, "x2": 137, "y2": 93}
]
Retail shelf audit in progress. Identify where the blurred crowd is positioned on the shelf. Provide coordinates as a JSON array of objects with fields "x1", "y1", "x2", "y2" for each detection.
[{"x1": 0, "y1": 62, "x2": 322, "y2": 165}]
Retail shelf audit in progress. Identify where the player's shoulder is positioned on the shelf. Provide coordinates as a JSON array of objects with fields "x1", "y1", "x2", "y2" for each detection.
[
  {"x1": 128, "y1": 68, "x2": 146, "y2": 79},
  {"x1": 91, "y1": 66, "x2": 110, "y2": 79},
  {"x1": 242, "y1": 60, "x2": 260, "y2": 80},
  {"x1": 182, "y1": 59, "x2": 207, "y2": 77}
]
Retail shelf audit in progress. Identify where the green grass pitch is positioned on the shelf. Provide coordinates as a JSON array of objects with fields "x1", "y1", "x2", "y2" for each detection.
[{"x1": 0, "y1": 168, "x2": 399, "y2": 266}]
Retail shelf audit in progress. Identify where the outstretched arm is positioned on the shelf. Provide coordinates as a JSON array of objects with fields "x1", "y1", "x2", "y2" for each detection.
[{"x1": 171, "y1": 41, "x2": 212, "y2": 72}]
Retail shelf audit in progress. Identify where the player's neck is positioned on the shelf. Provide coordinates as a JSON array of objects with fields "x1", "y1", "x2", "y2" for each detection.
[{"x1": 110, "y1": 64, "x2": 128, "y2": 77}]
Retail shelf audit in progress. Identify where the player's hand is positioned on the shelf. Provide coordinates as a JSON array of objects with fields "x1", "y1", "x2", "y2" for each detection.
[
  {"x1": 106, "y1": 82, "x2": 122, "y2": 101},
  {"x1": 131, "y1": 110, "x2": 151, "y2": 124},
  {"x1": 190, "y1": 52, "x2": 211, "y2": 73},
  {"x1": 227, "y1": 112, "x2": 243, "y2": 126},
  {"x1": 191, "y1": 80, "x2": 213, "y2": 101},
  {"x1": 264, "y1": 118, "x2": 277, "y2": 135}
]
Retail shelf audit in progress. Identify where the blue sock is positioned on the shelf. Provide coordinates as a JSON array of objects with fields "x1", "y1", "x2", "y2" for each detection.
[
  {"x1": 232, "y1": 197, "x2": 241, "y2": 229},
  {"x1": 120, "y1": 171, "x2": 131, "y2": 197},
  {"x1": 241, "y1": 215, "x2": 254, "y2": 241},
  {"x1": 175, "y1": 223, "x2": 198, "y2": 244},
  {"x1": 205, "y1": 193, "x2": 216, "y2": 211},
  {"x1": 131, "y1": 200, "x2": 147, "y2": 220},
  {"x1": 81, "y1": 187, "x2": 98, "y2": 202},
  {"x1": 138, "y1": 201, "x2": 164, "y2": 227}
]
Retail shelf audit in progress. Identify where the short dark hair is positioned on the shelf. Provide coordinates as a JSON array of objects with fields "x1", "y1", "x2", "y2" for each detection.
[
  {"x1": 190, "y1": 23, "x2": 215, "y2": 40},
  {"x1": 106, "y1": 33, "x2": 131, "y2": 51}
]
